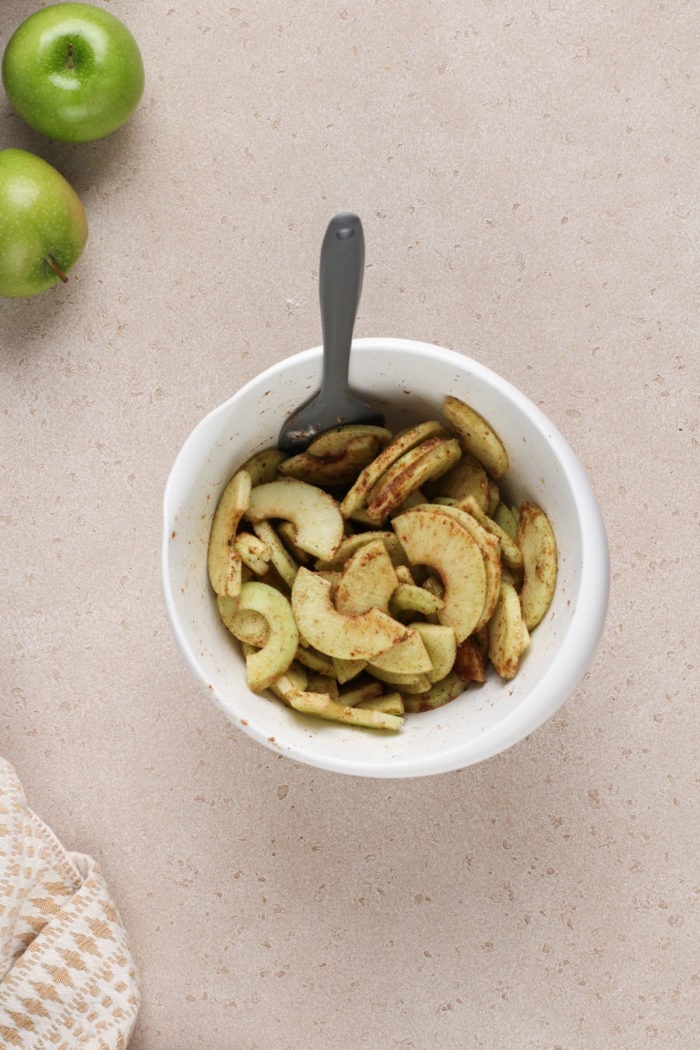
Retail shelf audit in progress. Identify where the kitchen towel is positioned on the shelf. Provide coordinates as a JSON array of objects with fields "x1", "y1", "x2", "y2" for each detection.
[{"x1": 0, "y1": 757, "x2": 140, "y2": 1048}]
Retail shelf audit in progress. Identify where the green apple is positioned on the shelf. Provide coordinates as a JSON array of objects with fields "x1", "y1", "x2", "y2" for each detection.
[
  {"x1": 2, "y1": 3, "x2": 144, "y2": 143},
  {"x1": 0, "y1": 148, "x2": 88, "y2": 298}
]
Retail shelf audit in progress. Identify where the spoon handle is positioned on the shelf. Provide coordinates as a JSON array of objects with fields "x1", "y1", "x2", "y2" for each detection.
[{"x1": 319, "y1": 212, "x2": 364, "y2": 393}]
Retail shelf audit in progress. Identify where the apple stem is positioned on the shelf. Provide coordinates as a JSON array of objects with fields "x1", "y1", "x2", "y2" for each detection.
[
  {"x1": 46, "y1": 256, "x2": 69, "y2": 284},
  {"x1": 67, "y1": 40, "x2": 75, "y2": 69}
]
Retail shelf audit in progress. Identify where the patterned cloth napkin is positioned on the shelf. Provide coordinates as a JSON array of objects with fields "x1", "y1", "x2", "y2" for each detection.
[{"x1": 0, "y1": 758, "x2": 140, "y2": 1048}]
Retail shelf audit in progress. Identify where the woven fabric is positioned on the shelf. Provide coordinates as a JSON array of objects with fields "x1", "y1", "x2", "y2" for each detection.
[{"x1": 0, "y1": 759, "x2": 140, "y2": 1048}]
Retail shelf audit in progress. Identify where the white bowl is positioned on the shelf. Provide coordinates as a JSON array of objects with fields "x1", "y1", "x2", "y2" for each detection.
[{"x1": 162, "y1": 339, "x2": 609, "y2": 778}]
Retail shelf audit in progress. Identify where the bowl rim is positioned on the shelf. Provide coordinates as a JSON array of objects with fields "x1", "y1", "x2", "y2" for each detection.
[{"x1": 162, "y1": 338, "x2": 610, "y2": 777}]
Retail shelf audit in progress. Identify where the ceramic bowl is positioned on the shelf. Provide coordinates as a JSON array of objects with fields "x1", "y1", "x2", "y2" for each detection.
[{"x1": 162, "y1": 338, "x2": 609, "y2": 778}]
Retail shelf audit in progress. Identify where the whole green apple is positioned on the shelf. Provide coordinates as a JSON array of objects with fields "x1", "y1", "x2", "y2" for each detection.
[
  {"x1": 0, "y1": 148, "x2": 88, "y2": 298},
  {"x1": 2, "y1": 3, "x2": 144, "y2": 143}
]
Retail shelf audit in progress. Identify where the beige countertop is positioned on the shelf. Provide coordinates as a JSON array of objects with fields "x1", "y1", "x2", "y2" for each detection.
[{"x1": 1, "y1": 2, "x2": 697, "y2": 1047}]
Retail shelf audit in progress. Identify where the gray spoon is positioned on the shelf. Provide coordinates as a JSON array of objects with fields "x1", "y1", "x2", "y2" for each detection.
[{"x1": 278, "y1": 212, "x2": 385, "y2": 453}]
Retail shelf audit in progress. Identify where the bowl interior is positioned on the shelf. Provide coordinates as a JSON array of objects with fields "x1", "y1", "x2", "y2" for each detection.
[{"x1": 163, "y1": 339, "x2": 609, "y2": 777}]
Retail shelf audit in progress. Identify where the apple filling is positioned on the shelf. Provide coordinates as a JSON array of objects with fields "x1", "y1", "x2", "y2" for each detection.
[{"x1": 209, "y1": 398, "x2": 557, "y2": 730}]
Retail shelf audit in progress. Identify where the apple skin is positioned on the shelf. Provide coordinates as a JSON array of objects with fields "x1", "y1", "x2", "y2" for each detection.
[
  {"x1": 0, "y1": 148, "x2": 88, "y2": 298},
  {"x1": 2, "y1": 3, "x2": 144, "y2": 143}
]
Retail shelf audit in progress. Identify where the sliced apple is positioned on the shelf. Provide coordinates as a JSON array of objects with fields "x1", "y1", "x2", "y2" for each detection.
[
  {"x1": 278, "y1": 434, "x2": 383, "y2": 486},
  {"x1": 363, "y1": 439, "x2": 442, "y2": 506},
  {"x1": 306, "y1": 673, "x2": 340, "y2": 700},
  {"x1": 307, "y1": 424, "x2": 392, "y2": 457},
  {"x1": 207, "y1": 469, "x2": 252, "y2": 596},
  {"x1": 363, "y1": 437, "x2": 462, "y2": 524},
  {"x1": 251, "y1": 519, "x2": 299, "y2": 589},
  {"x1": 316, "y1": 531, "x2": 408, "y2": 571},
  {"x1": 368, "y1": 628, "x2": 433, "y2": 674},
  {"x1": 240, "y1": 448, "x2": 288, "y2": 486},
  {"x1": 389, "y1": 582, "x2": 444, "y2": 618},
  {"x1": 293, "y1": 643, "x2": 336, "y2": 677},
  {"x1": 394, "y1": 564, "x2": 416, "y2": 585},
  {"x1": 291, "y1": 567, "x2": 410, "y2": 660},
  {"x1": 493, "y1": 501, "x2": 518, "y2": 541},
  {"x1": 517, "y1": 500, "x2": 558, "y2": 629},
  {"x1": 457, "y1": 495, "x2": 523, "y2": 572},
  {"x1": 277, "y1": 521, "x2": 314, "y2": 566},
  {"x1": 422, "y1": 574, "x2": 445, "y2": 601},
  {"x1": 454, "y1": 634, "x2": 487, "y2": 683},
  {"x1": 392, "y1": 508, "x2": 487, "y2": 642},
  {"x1": 411, "y1": 622, "x2": 458, "y2": 683},
  {"x1": 234, "y1": 531, "x2": 271, "y2": 576},
  {"x1": 338, "y1": 679, "x2": 383, "y2": 706},
  {"x1": 488, "y1": 581, "x2": 530, "y2": 679},
  {"x1": 217, "y1": 596, "x2": 270, "y2": 648},
  {"x1": 235, "y1": 582, "x2": 299, "y2": 692},
  {"x1": 425, "y1": 450, "x2": 490, "y2": 510},
  {"x1": 332, "y1": 656, "x2": 368, "y2": 684},
  {"x1": 402, "y1": 670, "x2": 464, "y2": 712},
  {"x1": 443, "y1": 395, "x2": 508, "y2": 479},
  {"x1": 486, "y1": 479, "x2": 500, "y2": 516},
  {"x1": 366, "y1": 667, "x2": 432, "y2": 692},
  {"x1": 411, "y1": 502, "x2": 502, "y2": 631},
  {"x1": 269, "y1": 661, "x2": 309, "y2": 705},
  {"x1": 287, "y1": 689, "x2": 404, "y2": 730},
  {"x1": 334, "y1": 539, "x2": 398, "y2": 616},
  {"x1": 356, "y1": 692, "x2": 405, "y2": 716},
  {"x1": 340, "y1": 419, "x2": 448, "y2": 518},
  {"x1": 245, "y1": 478, "x2": 344, "y2": 561}
]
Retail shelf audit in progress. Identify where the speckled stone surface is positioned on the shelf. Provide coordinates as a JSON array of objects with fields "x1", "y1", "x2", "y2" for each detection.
[{"x1": 1, "y1": 2, "x2": 697, "y2": 1047}]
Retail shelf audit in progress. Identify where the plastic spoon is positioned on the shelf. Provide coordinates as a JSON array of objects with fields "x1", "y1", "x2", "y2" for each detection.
[{"x1": 278, "y1": 212, "x2": 385, "y2": 453}]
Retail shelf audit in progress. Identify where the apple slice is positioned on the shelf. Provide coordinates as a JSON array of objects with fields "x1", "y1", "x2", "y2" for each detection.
[
  {"x1": 457, "y1": 495, "x2": 523, "y2": 572},
  {"x1": 366, "y1": 667, "x2": 433, "y2": 692},
  {"x1": 234, "y1": 531, "x2": 271, "y2": 576},
  {"x1": 315, "y1": 531, "x2": 408, "y2": 571},
  {"x1": 307, "y1": 424, "x2": 392, "y2": 457},
  {"x1": 291, "y1": 567, "x2": 409, "y2": 660},
  {"x1": 392, "y1": 508, "x2": 487, "y2": 642},
  {"x1": 239, "y1": 448, "x2": 288, "y2": 485},
  {"x1": 270, "y1": 661, "x2": 309, "y2": 705},
  {"x1": 443, "y1": 395, "x2": 508, "y2": 479},
  {"x1": 363, "y1": 437, "x2": 462, "y2": 524},
  {"x1": 293, "y1": 644, "x2": 336, "y2": 677},
  {"x1": 276, "y1": 521, "x2": 314, "y2": 566},
  {"x1": 306, "y1": 673, "x2": 340, "y2": 700},
  {"x1": 340, "y1": 419, "x2": 448, "y2": 518},
  {"x1": 287, "y1": 689, "x2": 404, "y2": 730},
  {"x1": 412, "y1": 502, "x2": 502, "y2": 632},
  {"x1": 278, "y1": 434, "x2": 383, "y2": 486},
  {"x1": 356, "y1": 692, "x2": 405, "y2": 716},
  {"x1": 251, "y1": 519, "x2": 299, "y2": 590},
  {"x1": 488, "y1": 581, "x2": 530, "y2": 679},
  {"x1": 207, "y1": 469, "x2": 252, "y2": 597},
  {"x1": 363, "y1": 438, "x2": 444, "y2": 506},
  {"x1": 368, "y1": 628, "x2": 433, "y2": 674},
  {"x1": 235, "y1": 582, "x2": 299, "y2": 692},
  {"x1": 332, "y1": 656, "x2": 368, "y2": 684},
  {"x1": 245, "y1": 478, "x2": 344, "y2": 560},
  {"x1": 217, "y1": 595, "x2": 269, "y2": 648},
  {"x1": 389, "y1": 582, "x2": 444, "y2": 618},
  {"x1": 411, "y1": 623, "x2": 458, "y2": 683},
  {"x1": 334, "y1": 539, "x2": 398, "y2": 616},
  {"x1": 516, "y1": 500, "x2": 558, "y2": 629},
  {"x1": 338, "y1": 679, "x2": 383, "y2": 706},
  {"x1": 493, "y1": 501, "x2": 518, "y2": 541},
  {"x1": 402, "y1": 670, "x2": 464, "y2": 712},
  {"x1": 425, "y1": 450, "x2": 490, "y2": 510},
  {"x1": 454, "y1": 634, "x2": 487, "y2": 683}
]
